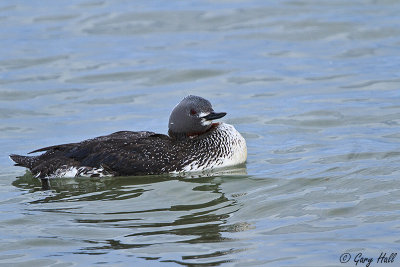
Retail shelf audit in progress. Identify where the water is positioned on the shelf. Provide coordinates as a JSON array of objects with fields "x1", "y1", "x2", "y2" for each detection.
[{"x1": 1, "y1": 0, "x2": 400, "y2": 266}]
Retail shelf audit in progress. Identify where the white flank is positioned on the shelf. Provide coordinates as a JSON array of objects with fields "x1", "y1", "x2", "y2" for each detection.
[
  {"x1": 48, "y1": 166, "x2": 112, "y2": 178},
  {"x1": 62, "y1": 167, "x2": 79, "y2": 177}
]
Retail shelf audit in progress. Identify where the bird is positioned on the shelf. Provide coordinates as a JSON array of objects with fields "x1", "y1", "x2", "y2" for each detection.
[{"x1": 10, "y1": 95, "x2": 247, "y2": 178}]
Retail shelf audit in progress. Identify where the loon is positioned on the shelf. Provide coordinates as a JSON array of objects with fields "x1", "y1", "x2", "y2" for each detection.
[{"x1": 10, "y1": 95, "x2": 247, "y2": 178}]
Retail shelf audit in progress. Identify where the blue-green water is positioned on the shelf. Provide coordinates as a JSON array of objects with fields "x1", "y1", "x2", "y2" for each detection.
[{"x1": 1, "y1": 0, "x2": 400, "y2": 266}]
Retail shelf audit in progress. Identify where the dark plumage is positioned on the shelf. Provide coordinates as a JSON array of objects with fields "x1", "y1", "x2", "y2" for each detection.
[{"x1": 10, "y1": 95, "x2": 247, "y2": 178}]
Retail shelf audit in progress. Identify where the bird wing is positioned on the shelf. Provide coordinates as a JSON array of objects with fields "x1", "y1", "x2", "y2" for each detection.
[{"x1": 32, "y1": 131, "x2": 176, "y2": 176}]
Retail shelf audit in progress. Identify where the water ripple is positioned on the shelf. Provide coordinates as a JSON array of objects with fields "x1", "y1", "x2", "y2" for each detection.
[{"x1": 2, "y1": 0, "x2": 400, "y2": 265}]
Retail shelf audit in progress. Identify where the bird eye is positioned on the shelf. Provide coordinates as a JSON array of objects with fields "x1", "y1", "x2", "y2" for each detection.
[{"x1": 190, "y1": 109, "x2": 197, "y2": 115}]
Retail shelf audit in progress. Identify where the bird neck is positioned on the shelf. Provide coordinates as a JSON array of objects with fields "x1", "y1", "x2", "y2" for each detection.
[{"x1": 168, "y1": 123, "x2": 220, "y2": 140}]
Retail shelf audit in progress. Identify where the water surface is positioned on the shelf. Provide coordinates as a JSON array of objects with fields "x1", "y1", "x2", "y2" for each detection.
[{"x1": 1, "y1": 0, "x2": 400, "y2": 266}]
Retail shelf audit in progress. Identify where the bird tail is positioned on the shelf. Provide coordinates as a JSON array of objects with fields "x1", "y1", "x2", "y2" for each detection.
[{"x1": 9, "y1": 154, "x2": 38, "y2": 169}]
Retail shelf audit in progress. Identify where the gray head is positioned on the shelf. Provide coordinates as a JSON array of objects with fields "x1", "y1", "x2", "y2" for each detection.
[{"x1": 168, "y1": 95, "x2": 226, "y2": 139}]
